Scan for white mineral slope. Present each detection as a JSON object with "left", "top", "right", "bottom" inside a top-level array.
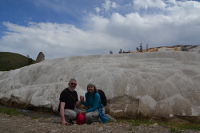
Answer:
[{"left": 0, "top": 51, "right": 200, "bottom": 119}]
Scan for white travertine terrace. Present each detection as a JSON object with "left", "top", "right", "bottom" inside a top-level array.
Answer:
[{"left": 0, "top": 51, "right": 200, "bottom": 119}]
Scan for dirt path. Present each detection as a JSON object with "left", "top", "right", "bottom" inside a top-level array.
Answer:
[{"left": 0, "top": 113, "right": 199, "bottom": 133}]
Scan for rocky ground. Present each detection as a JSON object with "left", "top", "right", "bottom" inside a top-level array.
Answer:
[{"left": 0, "top": 113, "right": 199, "bottom": 133}]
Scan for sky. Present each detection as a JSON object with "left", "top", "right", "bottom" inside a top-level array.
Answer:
[{"left": 0, "top": 0, "right": 200, "bottom": 59}]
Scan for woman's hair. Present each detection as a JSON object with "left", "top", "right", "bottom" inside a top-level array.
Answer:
[{"left": 87, "top": 84, "right": 97, "bottom": 94}]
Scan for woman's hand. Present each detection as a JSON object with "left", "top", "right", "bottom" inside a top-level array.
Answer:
[
  {"left": 80, "top": 95, "right": 84, "bottom": 102},
  {"left": 80, "top": 111, "right": 86, "bottom": 115}
]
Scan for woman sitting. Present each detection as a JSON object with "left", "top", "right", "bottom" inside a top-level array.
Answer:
[{"left": 80, "top": 84, "right": 105, "bottom": 124}]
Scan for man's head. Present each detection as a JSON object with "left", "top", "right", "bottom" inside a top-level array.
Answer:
[{"left": 68, "top": 79, "right": 77, "bottom": 91}]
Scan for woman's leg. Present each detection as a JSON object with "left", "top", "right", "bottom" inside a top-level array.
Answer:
[{"left": 85, "top": 110, "right": 99, "bottom": 124}]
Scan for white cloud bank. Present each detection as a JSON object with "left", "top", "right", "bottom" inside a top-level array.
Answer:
[{"left": 0, "top": 0, "right": 200, "bottom": 59}]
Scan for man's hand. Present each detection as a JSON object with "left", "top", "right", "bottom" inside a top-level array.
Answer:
[{"left": 62, "top": 120, "right": 68, "bottom": 125}]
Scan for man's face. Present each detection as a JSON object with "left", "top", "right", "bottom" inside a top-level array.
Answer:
[{"left": 68, "top": 80, "right": 77, "bottom": 90}]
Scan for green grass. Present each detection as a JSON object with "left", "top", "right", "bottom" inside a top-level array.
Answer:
[
  {"left": 117, "top": 118, "right": 154, "bottom": 126},
  {"left": 0, "top": 52, "right": 35, "bottom": 71},
  {"left": 168, "top": 123, "right": 200, "bottom": 132},
  {"left": 159, "top": 121, "right": 200, "bottom": 132},
  {"left": 131, "top": 119, "right": 154, "bottom": 126},
  {"left": 31, "top": 116, "right": 40, "bottom": 119},
  {"left": 116, "top": 118, "right": 200, "bottom": 132},
  {"left": 0, "top": 106, "right": 21, "bottom": 116},
  {"left": 170, "top": 127, "right": 183, "bottom": 133}
]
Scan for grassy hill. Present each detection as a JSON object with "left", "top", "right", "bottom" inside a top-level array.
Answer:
[{"left": 0, "top": 52, "right": 36, "bottom": 71}]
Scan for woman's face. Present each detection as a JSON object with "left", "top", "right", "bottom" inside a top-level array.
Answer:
[{"left": 87, "top": 86, "right": 95, "bottom": 93}]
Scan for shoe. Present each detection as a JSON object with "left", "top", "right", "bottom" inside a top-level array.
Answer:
[
  {"left": 66, "top": 119, "right": 74, "bottom": 124},
  {"left": 71, "top": 121, "right": 74, "bottom": 124}
]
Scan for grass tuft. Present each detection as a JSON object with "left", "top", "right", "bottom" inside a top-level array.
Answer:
[
  {"left": 31, "top": 116, "right": 40, "bottom": 119},
  {"left": 0, "top": 106, "right": 21, "bottom": 116}
]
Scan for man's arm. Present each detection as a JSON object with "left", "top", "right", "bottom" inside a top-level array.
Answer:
[
  {"left": 76, "top": 101, "right": 82, "bottom": 108},
  {"left": 60, "top": 102, "right": 68, "bottom": 125}
]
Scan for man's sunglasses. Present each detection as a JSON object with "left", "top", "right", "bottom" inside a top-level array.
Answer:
[{"left": 70, "top": 83, "right": 77, "bottom": 86}]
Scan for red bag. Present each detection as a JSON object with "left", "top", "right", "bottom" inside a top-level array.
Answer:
[{"left": 76, "top": 113, "right": 86, "bottom": 125}]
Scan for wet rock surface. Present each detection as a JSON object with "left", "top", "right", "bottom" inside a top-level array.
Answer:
[{"left": 0, "top": 113, "right": 199, "bottom": 133}]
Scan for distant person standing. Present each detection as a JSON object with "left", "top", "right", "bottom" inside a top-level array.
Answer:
[{"left": 58, "top": 79, "right": 83, "bottom": 125}]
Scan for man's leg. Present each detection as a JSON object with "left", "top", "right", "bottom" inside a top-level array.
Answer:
[{"left": 64, "top": 109, "right": 77, "bottom": 122}]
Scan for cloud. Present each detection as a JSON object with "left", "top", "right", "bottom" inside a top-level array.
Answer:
[
  {"left": 0, "top": 0, "right": 200, "bottom": 59},
  {"left": 88, "top": 0, "right": 200, "bottom": 44},
  {"left": 133, "top": 0, "right": 167, "bottom": 10},
  {"left": 102, "top": 0, "right": 118, "bottom": 11},
  {"left": 1, "top": 21, "right": 124, "bottom": 59},
  {"left": 94, "top": 7, "right": 101, "bottom": 13}
]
